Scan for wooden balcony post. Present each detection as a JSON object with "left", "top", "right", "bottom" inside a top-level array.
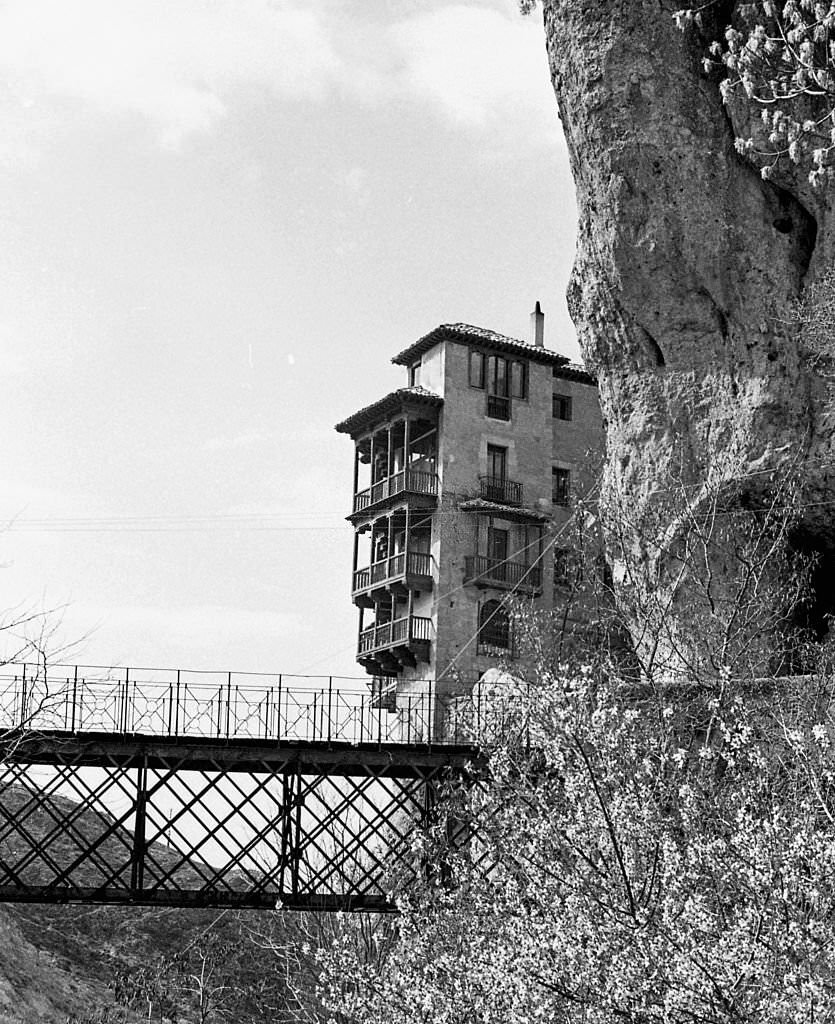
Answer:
[
  {"left": 403, "top": 415, "right": 411, "bottom": 486},
  {"left": 352, "top": 445, "right": 360, "bottom": 497},
  {"left": 369, "top": 431, "right": 377, "bottom": 484},
  {"left": 352, "top": 529, "right": 359, "bottom": 579}
]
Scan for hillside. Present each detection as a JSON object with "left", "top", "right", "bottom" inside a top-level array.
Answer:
[{"left": 0, "top": 784, "right": 314, "bottom": 1023}]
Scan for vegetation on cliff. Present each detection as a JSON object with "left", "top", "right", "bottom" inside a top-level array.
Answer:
[{"left": 316, "top": 483, "right": 835, "bottom": 1023}]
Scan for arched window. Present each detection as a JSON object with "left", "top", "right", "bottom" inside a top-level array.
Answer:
[{"left": 478, "top": 600, "right": 510, "bottom": 655}]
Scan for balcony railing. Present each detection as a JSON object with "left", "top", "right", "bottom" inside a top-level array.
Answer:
[
  {"left": 479, "top": 475, "right": 523, "bottom": 505},
  {"left": 486, "top": 395, "right": 510, "bottom": 420},
  {"left": 353, "top": 551, "right": 433, "bottom": 594},
  {"left": 464, "top": 555, "right": 542, "bottom": 593},
  {"left": 352, "top": 469, "right": 439, "bottom": 515},
  {"left": 358, "top": 615, "right": 432, "bottom": 657}
]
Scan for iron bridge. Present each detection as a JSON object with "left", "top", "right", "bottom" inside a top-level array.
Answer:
[{"left": 0, "top": 664, "right": 503, "bottom": 912}]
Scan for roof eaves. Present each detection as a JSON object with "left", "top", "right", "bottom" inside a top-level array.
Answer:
[
  {"left": 335, "top": 386, "right": 443, "bottom": 436},
  {"left": 458, "top": 498, "right": 552, "bottom": 523},
  {"left": 392, "top": 323, "right": 573, "bottom": 368}
]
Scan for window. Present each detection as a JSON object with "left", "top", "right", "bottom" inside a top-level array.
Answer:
[
  {"left": 510, "top": 360, "right": 528, "bottom": 400},
  {"left": 469, "top": 348, "right": 527, "bottom": 419},
  {"left": 486, "top": 394, "right": 511, "bottom": 420},
  {"left": 487, "top": 527, "right": 509, "bottom": 572},
  {"left": 552, "top": 467, "right": 570, "bottom": 506},
  {"left": 487, "top": 355, "right": 509, "bottom": 398},
  {"left": 409, "top": 362, "right": 421, "bottom": 387},
  {"left": 469, "top": 350, "right": 485, "bottom": 389},
  {"left": 486, "top": 444, "right": 507, "bottom": 482},
  {"left": 478, "top": 599, "right": 510, "bottom": 653},
  {"left": 554, "top": 548, "right": 570, "bottom": 587},
  {"left": 553, "top": 393, "right": 572, "bottom": 421}
]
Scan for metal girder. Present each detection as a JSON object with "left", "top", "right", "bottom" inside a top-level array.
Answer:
[{"left": 0, "top": 732, "right": 480, "bottom": 912}]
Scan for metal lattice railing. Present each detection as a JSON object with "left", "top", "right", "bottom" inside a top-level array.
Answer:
[{"left": 0, "top": 663, "right": 529, "bottom": 748}]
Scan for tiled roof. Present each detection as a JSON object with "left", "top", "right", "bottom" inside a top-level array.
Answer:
[
  {"left": 392, "top": 323, "right": 586, "bottom": 372},
  {"left": 458, "top": 498, "right": 551, "bottom": 523},
  {"left": 335, "top": 386, "right": 443, "bottom": 436},
  {"left": 555, "top": 361, "right": 598, "bottom": 385}
]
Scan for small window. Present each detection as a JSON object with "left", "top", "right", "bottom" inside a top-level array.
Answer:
[
  {"left": 554, "top": 548, "right": 570, "bottom": 587},
  {"left": 486, "top": 395, "right": 510, "bottom": 420},
  {"left": 469, "top": 350, "right": 485, "bottom": 389},
  {"left": 487, "top": 355, "right": 509, "bottom": 398},
  {"left": 478, "top": 599, "right": 510, "bottom": 654},
  {"left": 409, "top": 362, "right": 421, "bottom": 387},
  {"left": 486, "top": 444, "right": 507, "bottom": 482},
  {"left": 510, "top": 360, "right": 528, "bottom": 400},
  {"left": 553, "top": 393, "right": 572, "bottom": 421},
  {"left": 487, "top": 527, "right": 509, "bottom": 566},
  {"left": 552, "top": 467, "right": 570, "bottom": 506}
]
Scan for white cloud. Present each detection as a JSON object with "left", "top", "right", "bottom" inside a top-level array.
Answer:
[
  {"left": 387, "top": 5, "right": 556, "bottom": 134},
  {"left": 0, "top": 0, "right": 340, "bottom": 146},
  {"left": 0, "top": 0, "right": 559, "bottom": 152}
]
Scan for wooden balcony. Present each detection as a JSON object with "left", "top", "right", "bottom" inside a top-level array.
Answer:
[
  {"left": 351, "top": 469, "right": 438, "bottom": 519},
  {"left": 478, "top": 475, "right": 523, "bottom": 506},
  {"left": 353, "top": 551, "right": 433, "bottom": 605},
  {"left": 357, "top": 615, "right": 432, "bottom": 673},
  {"left": 463, "top": 555, "right": 542, "bottom": 595}
]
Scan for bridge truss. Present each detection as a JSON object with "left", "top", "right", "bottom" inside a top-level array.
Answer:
[{"left": 0, "top": 665, "right": 490, "bottom": 912}]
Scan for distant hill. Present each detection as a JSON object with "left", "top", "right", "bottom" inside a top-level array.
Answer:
[{"left": 0, "top": 784, "right": 316, "bottom": 1023}]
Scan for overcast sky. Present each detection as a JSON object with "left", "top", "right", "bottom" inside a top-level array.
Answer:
[{"left": 0, "top": 0, "right": 579, "bottom": 683}]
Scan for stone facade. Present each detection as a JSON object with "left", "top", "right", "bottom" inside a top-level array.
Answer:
[{"left": 335, "top": 312, "right": 602, "bottom": 732}]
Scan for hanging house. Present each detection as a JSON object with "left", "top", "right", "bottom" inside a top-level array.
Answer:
[{"left": 335, "top": 305, "right": 602, "bottom": 722}]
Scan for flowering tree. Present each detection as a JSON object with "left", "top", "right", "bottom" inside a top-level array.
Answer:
[
  {"left": 319, "top": 665, "right": 835, "bottom": 1023},
  {"left": 315, "top": 478, "right": 835, "bottom": 1022},
  {"left": 675, "top": 0, "right": 835, "bottom": 184}
]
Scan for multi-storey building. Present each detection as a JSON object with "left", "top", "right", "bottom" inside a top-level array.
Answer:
[{"left": 335, "top": 305, "right": 602, "bottom": 718}]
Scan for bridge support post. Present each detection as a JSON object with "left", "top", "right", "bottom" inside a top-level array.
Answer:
[
  {"left": 278, "top": 768, "right": 302, "bottom": 900},
  {"left": 130, "top": 757, "right": 148, "bottom": 896}
]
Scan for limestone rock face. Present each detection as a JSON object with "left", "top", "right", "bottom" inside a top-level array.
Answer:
[{"left": 541, "top": 0, "right": 835, "bottom": 674}]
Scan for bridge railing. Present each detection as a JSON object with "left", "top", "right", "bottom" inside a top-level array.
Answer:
[{"left": 0, "top": 664, "right": 531, "bottom": 748}]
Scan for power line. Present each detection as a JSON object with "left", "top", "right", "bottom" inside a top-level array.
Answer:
[
  {"left": 291, "top": 518, "right": 574, "bottom": 675},
  {"left": 0, "top": 507, "right": 554, "bottom": 534}
]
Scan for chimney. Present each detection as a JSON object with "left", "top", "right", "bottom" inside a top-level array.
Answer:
[{"left": 530, "top": 300, "right": 544, "bottom": 347}]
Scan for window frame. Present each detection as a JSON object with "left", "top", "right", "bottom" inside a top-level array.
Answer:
[
  {"left": 477, "top": 599, "right": 511, "bottom": 655},
  {"left": 469, "top": 350, "right": 485, "bottom": 389},
  {"left": 487, "top": 526, "right": 509, "bottom": 566},
  {"left": 552, "top": 393, "right": 573, "bottom": 421},
  {"left": 486, "top": 443, "right": 508, "bottom": 482},
  {"left": 510, "top": 360, "right": 528, "bottom": 401},
  {"left": 552, "top": 467, "right": 571, "bottom": 506}
]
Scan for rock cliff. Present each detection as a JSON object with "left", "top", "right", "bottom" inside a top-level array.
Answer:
[{"left": 541, "top": 0, "right": 835, "bottom": 674}]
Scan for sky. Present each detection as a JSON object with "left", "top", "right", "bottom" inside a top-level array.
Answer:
[{"left": 0, "top": 0, "right": 580, "bottom": 684}]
